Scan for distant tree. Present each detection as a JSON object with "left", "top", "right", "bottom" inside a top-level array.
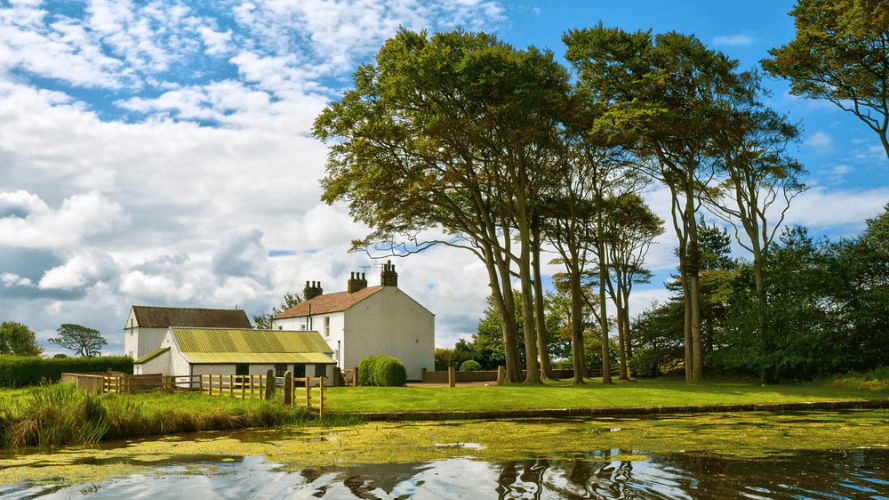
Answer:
[
  {"left": 0, "top": 322, "right": 44, "bottom": 357},
  {"left": 434, "top": 348, "right": 453, "bottom": 371},
  {"left": 48, "top": 324, "right": 106, "bottom": 357},
  {"left": 762, "top": 0, "right": 889, "bottom": 159},
  {"left": 253, "top": 292, "right": 303, "bottom": 329}
]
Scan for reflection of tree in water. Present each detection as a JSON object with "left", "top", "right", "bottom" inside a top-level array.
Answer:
[
  {"left": 292, "top": 449, "right": 889, "bottom": 499},
  {"left": 494, "top": 450, "right": 689, "bottom": 499},
  {"left": 299, "top": 463, "right": 433, "bottom": 499}
]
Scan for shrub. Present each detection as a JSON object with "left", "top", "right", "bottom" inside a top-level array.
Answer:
[
  {"left": 373, "top": 356, "right": 407, "bottom": 387},
  {"left": 358, "top": 356, "right": 382, "bottom": 386},
  {"left": 459, "top": 360, "right": 482, "bottom": 372}
]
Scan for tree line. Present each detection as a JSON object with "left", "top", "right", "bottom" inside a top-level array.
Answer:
[
  {"left": 314, "top": 2, "right": 889, "bottom": 384},
  {"left": 0, "top": 322, "right": 107, "bottom": 358}
]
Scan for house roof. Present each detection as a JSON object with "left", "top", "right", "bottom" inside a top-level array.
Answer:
[
  {"left": 135, "top": 347, "right": 170, "bottom": 364},
  {"left": 170, "top": 327, "right": 335, "bottom": 365},
  {"left": 129, "top": 306, "right": 251, "bottom": 329},
  {"left": 274, "top": 285, "right": 384, "bottom": 319}
]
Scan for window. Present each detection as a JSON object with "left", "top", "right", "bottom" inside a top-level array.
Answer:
[
  {"left": 293, "top": 364, "right": 306, "bottom": 378},
  {"left": 324, "top": 317, "right": 330, "bottom": 337},
  {"left": 275, "top": 364, "right": 288, "bottom": 377},
  {"left": 236, "top": 364, "right": 249, "bottom": 376},
  {"left": 315, "top": 364, "right": 326, "bottom": 377}
]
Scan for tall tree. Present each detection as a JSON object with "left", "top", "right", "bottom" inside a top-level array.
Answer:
[
  {"left": 314, "top": 29, "right": 571, "bottom": 383},
  {"left": 762, "top": 0, "right": 889, "bottom": 159},
  {"left": 0, "top": 321, "right": 44, "bottom": 357},
  {"left": 542, "top": 97, "right": 631, "bottom": 384},
  {"left": 48, "top": 324, "right": 106, "bottom": 357},
  {"left": 705, "top": 83, "right": 807, "bottom": 368},
  {"left": 565, "top": 25, "right": 747, "bottom": 381},
  {"left": 601, "top": 195, "right": 663, "bottom": 379}
]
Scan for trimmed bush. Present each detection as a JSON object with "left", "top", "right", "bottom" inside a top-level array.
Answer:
[
  {"left": 459, "top": 360, "right": 482, "bottom": 372},
  {"left": 358, "top": 356, "right": 382, "bottom": 386},
  {"left": 374, "top": 356, "right": 407, "bottom": 387},
  {"left": 0, "top": 355, "right": 134, "bottom": 388}
]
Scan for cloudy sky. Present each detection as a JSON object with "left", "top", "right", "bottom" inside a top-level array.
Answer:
[{"left": 2, "top": 0, "right": 887, "bottom": 356}]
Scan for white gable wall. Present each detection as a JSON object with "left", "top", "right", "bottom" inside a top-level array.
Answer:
[
  {"left": 344, "top": 287, "right": 434, "bottom": 381},
  {"left": 124, "top": 308, "right": 169, "bottom": 360}
]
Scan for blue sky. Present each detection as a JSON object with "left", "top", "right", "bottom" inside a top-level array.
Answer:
[{"left": 1, "top": 0, "right": 887, "bottom": 355}]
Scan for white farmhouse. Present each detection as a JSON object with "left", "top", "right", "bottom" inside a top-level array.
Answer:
[
  {"left": 271, "top": 262, "right": 435, "bottom": 381},
  {"left": 124, "top": 306, "right": 252, "bottom": 360}
]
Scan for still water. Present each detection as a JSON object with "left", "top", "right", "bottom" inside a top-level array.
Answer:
[
  {"left": 0, "top": 414, "right": 887, "bottom": 499},
  {"left": 2, "top": 449, "right": 887, "bottom": 499}
]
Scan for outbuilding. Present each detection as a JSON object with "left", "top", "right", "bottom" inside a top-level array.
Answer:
[{"left": 134, "top": 327, "right": 337, "bottom": 386}]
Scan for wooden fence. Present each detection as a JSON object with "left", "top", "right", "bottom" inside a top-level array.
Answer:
[{"left": 67, "top": 371, "right": 326, "bottom": 416}]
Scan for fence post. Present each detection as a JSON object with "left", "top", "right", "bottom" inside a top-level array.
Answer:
[
  {"left": 306, "top": 378, "right": 312, "bottom": 408},
  {"left": 448, "top": 365, "right": 456, "bottom": 388},
  {"left": 265, "top": 369, "right": 274, "bottom": 400},
  {"left": 497, "top": 366, "right": 505, "bottom": 386},
  {"left": 283, "top": 371, "right": 293, "bottom": 405},
  {"left": 319, "top": 377, "right": 325, "bottom": 420}
]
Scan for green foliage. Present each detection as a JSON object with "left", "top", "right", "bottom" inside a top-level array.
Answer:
[
  {"left": 358, "top": 356, "right": 381, "bottom": 387},
  {"left": 373, "top": 356, "right": 407, "bottom": 387},
  {"left": 48, "top": 324, "right": 107, "bottom": 357},
  {"left": 762, "top": 0, "right": 889, "bottom": 159},
  {"left": 459, "top": 360, "right": 482, "bottom": 372},
  {"left": 0, "top": 355, "right": 133, "bottom": 387},
  {"left": 434, "top": 348, "right": 453, "bottom": 371},
  {"left": 0, "top": 322, "right": 43, "bottom": 357}
]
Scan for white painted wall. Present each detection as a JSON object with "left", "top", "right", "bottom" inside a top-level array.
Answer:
[{"left": 343, "top": 287, "right": 434, "bottom": 381}]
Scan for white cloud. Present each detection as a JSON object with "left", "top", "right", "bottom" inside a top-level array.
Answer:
[
  {"left": 1, "top": 272, "right": 32, "bottom": 286},
  {"left": 0, "top": 191, "right": 130, "bottom": 248},
  {"left": 783, "top": 186, "right": 889, "bottom": 233},
  {"left": 805, "top": 131, "right": 834, "bottom": 155},
  {"left": 38, "top": 247, "right": 118, "bottom": 290},
  {"left": 713, "top": 33, "right": 755, "bottom": 47}
]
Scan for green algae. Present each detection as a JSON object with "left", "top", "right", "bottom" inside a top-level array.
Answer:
[{"left": 0, "top": 409, "right": 886, "bottom": 488}]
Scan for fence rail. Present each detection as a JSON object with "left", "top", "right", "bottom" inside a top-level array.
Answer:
[{"left": 65, "top": 371, "right": 326, "bottom": 417}]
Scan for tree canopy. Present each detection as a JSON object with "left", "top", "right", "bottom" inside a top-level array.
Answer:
[
  {"left": 48, "top": 324, "right": 106, "bottom": 358},
  {"left": 762, "top": 0, "right": 889, "bottom": 159},
  {"left": 0, "top": 322, "right": 44, "bottom": 357}
]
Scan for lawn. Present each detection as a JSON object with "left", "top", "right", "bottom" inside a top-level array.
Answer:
[{"left": 322, "top": 377, "right": 889, "bottom": 413}]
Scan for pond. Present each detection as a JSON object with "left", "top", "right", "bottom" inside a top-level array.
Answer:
[{"left": 1, "top": 411, "right": 887, "bottom": 499}]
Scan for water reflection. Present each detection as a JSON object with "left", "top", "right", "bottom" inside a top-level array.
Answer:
[{"left": 2, "top": 448, "right": 886, "bottom": 499}]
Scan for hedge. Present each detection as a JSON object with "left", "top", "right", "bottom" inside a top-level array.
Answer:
[
  {"left": 374, "top": 356, "right": 407, "bottom": 387},
  {"left": 358, "top": 355, "right": 407, "bottom": 387},
  {"left": 459, "top": 360, "right": 482, "bottom": 372},
  {"left": 358, "top": 356, "right": 382, "bottom": 387},
  {"left": 0, "top": 355, "right": 134, "bottom": 387}
]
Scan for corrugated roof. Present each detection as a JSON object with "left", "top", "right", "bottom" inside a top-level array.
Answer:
[
  {"left": 171, "top": 328, "right": 333, "bottom": 355},
  {"left": 134, "top": 347, "right": 170, "bottom": 364},
  {"left": 185, "top": 352, "right": 335, "bottom": 364},
  {"left": 130, "top": 306, "right": 251, "bottom": 329},
  {"left": 274, "top": 285, "right": 383, "bottom": 319}
]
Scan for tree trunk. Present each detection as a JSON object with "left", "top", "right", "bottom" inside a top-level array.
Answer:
[{"left": 532, "top": 221, "right": 556, "bottom": 379}]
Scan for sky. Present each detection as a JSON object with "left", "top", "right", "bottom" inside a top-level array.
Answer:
[{"left": 1, "top": 0, "right": 887, "bottom": 357}]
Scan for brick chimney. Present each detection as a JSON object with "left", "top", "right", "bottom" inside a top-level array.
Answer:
[
  {"left": 348, "top": 272, "right": 367, "bottom": 293},
  {"left": 380, "top": 260, "right": 398, "bottom": 287},
  {"left": 303, "top": 281, "right": 323, "bottom": 301}
]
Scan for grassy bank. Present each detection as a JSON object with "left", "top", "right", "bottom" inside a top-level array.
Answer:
[
  {"left": 0, "top": 376, "right": 885, "bottom": 450},
  {"left": 323, "top": 376, "right": 889, "bottom": 413},
  {"left": 0, "top": 383, "right": 361, "bottom": 450}
]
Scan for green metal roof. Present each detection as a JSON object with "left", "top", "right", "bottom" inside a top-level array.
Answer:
[
  {"left": 135, "top": 347, "right": 170, "bottom": 364},
  {"left": 169, "top": 328, "right": 334, "bottom": 365},
  {"left": 185, "top": 352, "right": 336, "bottom": 364}
]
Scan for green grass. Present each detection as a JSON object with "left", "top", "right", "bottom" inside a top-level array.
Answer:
[{"left": 322, "top": 377, "right": 889, "bottom": 413}]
